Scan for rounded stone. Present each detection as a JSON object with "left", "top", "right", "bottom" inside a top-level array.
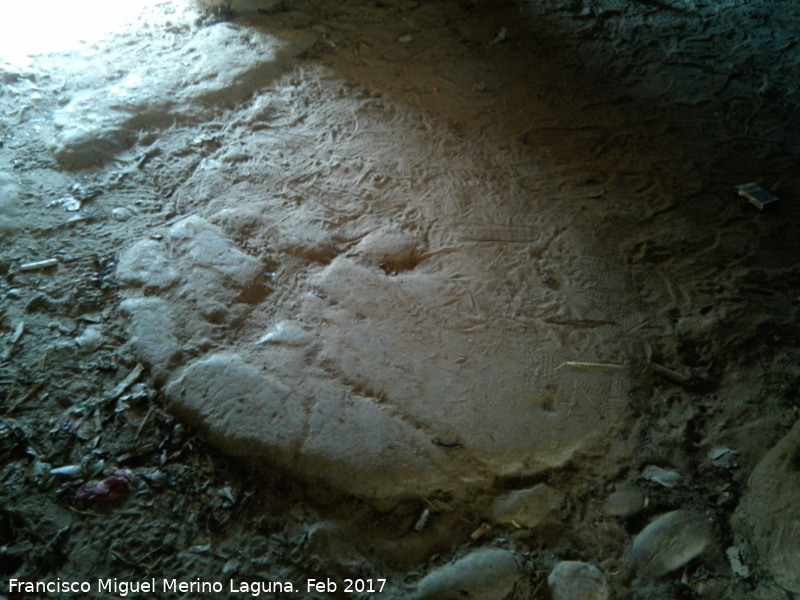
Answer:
[
  {"left": 632, "top": 510, "right": 712, "bottom": 579},
  {"left": 414, "top": 548, "right": 521, "bottom": 600},
  {"left": 547, "top": 561, "right": 609, "bottom": 600},
  {"left": 603, "top": 486, "right": 646, "bottom": 519}
]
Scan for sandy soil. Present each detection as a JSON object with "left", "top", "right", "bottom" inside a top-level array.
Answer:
[{"left": 1, "top": 0, "right": 799, "bottom": 598}]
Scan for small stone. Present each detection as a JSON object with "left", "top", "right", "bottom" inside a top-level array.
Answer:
[
  {"left": 603, "top": 486, "right": 646, "bottom": 519},
  {"left": 255, "top": 320, "right": 312, "bottom": 345},
  {"left": 548, "top": 561, "right": 609, "bottom": 600},
  {"left": 708, "top": 447, "right": 739, "bottom": 469},
  {"left": 726, "top": 546, "right": 750, "bottom": 578},
  {"left": 398, "top": 34, "right": 414, "bottom": 44},
  {"left": 74, "top": 326, "right": 103, "bottom": 351},
  {"left": 415, "top": 548, "right": 521, "bottom": 600},
  {"left": 632, "top": 510, "right": 712, "bottom": 579},
  {"left": 492, "top": 484, "right": 566, "bottom": 528},
  {"left": 642, "top": 465, "right": 682, "bottom": 488}
]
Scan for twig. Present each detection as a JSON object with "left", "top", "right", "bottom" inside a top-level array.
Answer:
[
  {"left": 104, "top": 364, "right": 144, "bottom": 405},
  {"left": 556, "top": 361, "right": 627, "bottom": 370},
  {"left": 135, "top": 407, "right": 154, "bottom": 439}
]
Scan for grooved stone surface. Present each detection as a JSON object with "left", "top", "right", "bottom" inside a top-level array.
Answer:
[{"left": 111, "top": 49, "right": 656, "bottom": 499}]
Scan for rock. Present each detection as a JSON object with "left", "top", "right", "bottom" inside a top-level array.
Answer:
[
  {"left": 726, "top": 546, "right": 750, "bottom": 578},
  {"left": 116, "top": 239, "right": 179, "bottom": 291},
  {"left": 119, "top": 298, "right": 183, "bottom": 381},
  {"left": 166, "top": 216, "right": 264, "bottom": 290},
  {"left": 733, "top": 420, "right": 800, "bottom": 595},
  {"left": 74, "top": 326, "right": 103, "bottom": 351},
  {"left": 491, "top": 484, "right": 567, "bottom": 529},
  {"left": 641, "top": 465, "right": 682, "bottom": 488},
  {"left": 414, "top": 548, "right": 521, "bottom": 600},
  {"left": 0, "top": 171, "right": 21, "bottom": 238},
  {"left": 603, "top": 486, "right": 646, "bottom": 519},
  {"left": 548, "top": 561, "right": 609, "bottom": 600},
  {"left": 164, "top": 353, "right": 304, "bottom": 464},
  {"left": 708, "top": 446, "right": 739, "bottom": 469},
  {"left": 632, "top": 510, "right": 712, "bottom": 579},
  {"left": 255, "top": 320, "right": 313, "bottom": 346}
]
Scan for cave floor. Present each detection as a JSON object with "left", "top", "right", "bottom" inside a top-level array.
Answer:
[{"left": 1, "top": 0, "right": 799, "bottom": 598}]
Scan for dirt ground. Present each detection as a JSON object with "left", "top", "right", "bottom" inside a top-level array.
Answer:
[{"left": 1, "top": 0, "right": 800, "bottom": 598}]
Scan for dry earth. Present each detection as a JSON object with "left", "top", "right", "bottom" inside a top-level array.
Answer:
[{"left": 1, "top": 0, "right": 800, "bottom": 599}]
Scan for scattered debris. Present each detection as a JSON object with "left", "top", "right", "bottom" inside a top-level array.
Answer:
[
  {"left": 490, "top": 27, "right": 508, "bottom": 45},
  {"left": 556, "top": 361, "right": 627, "bottom": 370},
  {"left": 50, "top": 464, "right": 82, "bottom": 477},
  {"left": 19, "top": 258, "right": 58, "bottom": 271},
  {"left": 469, "top": 522, "right": 491, "bottom": 541},
  {"left": 413, "top": 508, "right": 431, "bottom": 532},
  {"left": 47, "top": 194, "right": 81, "bottom": 212},
  {"left": 255, "top": 321, "right": 312, "bottom": 345},
  {"left": 75, "top": 470, "right": 132, "bottom": 502},
  {"left": 648, "top": 362, "right": 692, "bottom": 386},
  {"left": 736, "top": 182, "right": 779, "bottom": 210},
  {"left": 1, "top": 321, "right": 24, "bottom": 360},
  {"left": 709, "top": 447, "right": 739, "bottom": 469},
  {"left": 103, "top": 364, "right": 144, "bottom": 405}
]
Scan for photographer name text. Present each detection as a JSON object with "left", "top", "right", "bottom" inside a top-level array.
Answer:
[{"left": 8, "top": 577, "right": 387, "bottom": 597}]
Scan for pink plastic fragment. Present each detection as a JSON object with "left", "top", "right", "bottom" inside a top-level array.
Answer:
[{"left": 75, "top": 470, "right": 132, "bottom": 502}]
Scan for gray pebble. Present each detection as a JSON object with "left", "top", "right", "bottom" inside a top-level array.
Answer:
[
  {"left": 633, "top": 510, "right": 712, "bottom": 579},
  {"left": 415, "top": 548, "right": 521, "bottom": 600},
  {"left": 548, "top": 561, "right": 609, "bottom": 600},
  {"left": 603, "top": 486, "right": 646, "bottom": 519}
]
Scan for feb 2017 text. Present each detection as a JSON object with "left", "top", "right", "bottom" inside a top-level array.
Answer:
[{"left": 7, "top": 577, "right": 388, "bottom": 596}]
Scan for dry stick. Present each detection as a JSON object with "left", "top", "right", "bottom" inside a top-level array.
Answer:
[
  {"left": 104, "top": 364, "right": 145, "bottom": 404},
  {"left": 19, "top": 258, "right": 58, "bottom": 271},
  {"left": 648, "top": 362, "right": 692, "bottom": 385},
  {"left": 556, "top": 361, "right": 627, "bottom": 370},
  {"left": 135, "top": 407, "right": 154, "bottom": 439}
]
